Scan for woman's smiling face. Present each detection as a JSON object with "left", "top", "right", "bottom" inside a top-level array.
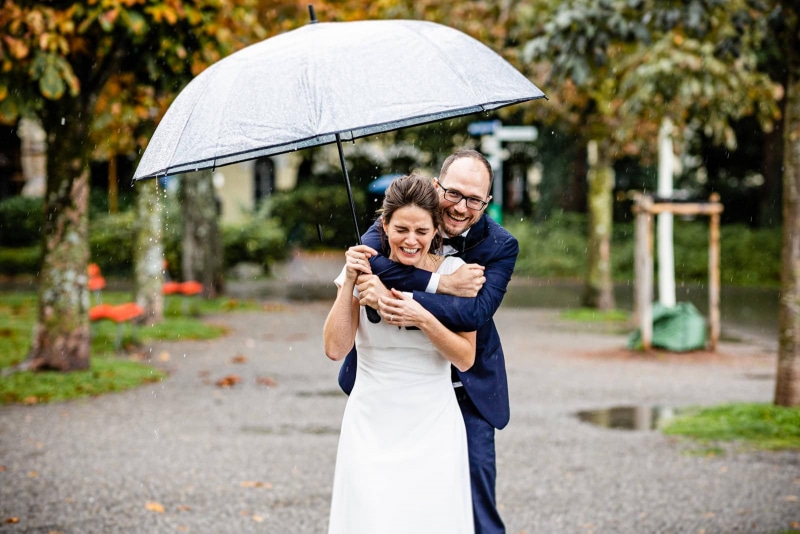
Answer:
[{"left": 382, "top": 205, "right": 438, "bottom": 267}]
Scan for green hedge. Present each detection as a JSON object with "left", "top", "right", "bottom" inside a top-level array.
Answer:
[
  {"left": 0, "top": 196, "right": 42, "bottom": 247},
  {"left": 89, "top": 211, "right": 137, "bottom": 276},
  {"left": 0, "top": 246, "right": 40, "bottom": 275},
  {"left": 0, "top": 197, "right": 781, "bottom": 288},
  {"left": 0, "top": 208, "right": 288, "bottom": 279},
  {"left": 221, "top": 217, "right": 288, "bottom": 270},
  {"left": 268, "top": 185, "right": 368, "bottom": 249},
  {"left": 507, "top": 214, "right": 781, "bottom": 287}
]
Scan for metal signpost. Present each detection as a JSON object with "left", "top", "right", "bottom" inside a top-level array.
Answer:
[{"left": 468, "top": 120, "right": 538, "bottom": 223}]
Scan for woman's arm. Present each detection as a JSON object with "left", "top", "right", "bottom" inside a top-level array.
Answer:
[
  {"left": 323, "top": 285, "right": 360, "bottom": 361},
  {"left": 378, "top": 289, "right": 476, "bottom": 372},
  {"left": 323, "top": 245, "right": 375, "bottom": 360}
]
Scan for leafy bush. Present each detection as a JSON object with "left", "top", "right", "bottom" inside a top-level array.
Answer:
[
  {"left": 89, "top": 211, "right": 137, "bottom": 276},
  {"left": 720, "top": 224, "right": 781, "bottom": 286},
  {"left": 222, "top": 217, "right": 288, "bottom": 270},
  {"left": 0, "top": 196, "right": 43, "bottom": 247},
  {"left": 269, "top": 185, "right": 369, "bottom": 249},
  {"left": 507, "top": 213, "right": 781, "bottom": 287},
  {"left": 0, "top": 246, "right": 40, "bottom": 275},
  {"left": 508, "top": 212, "right": 587, "bottom": 279}
]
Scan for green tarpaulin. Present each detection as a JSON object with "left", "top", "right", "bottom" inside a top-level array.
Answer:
[{"left": 628, "top": 301, "right": 707, "bottom": 352}]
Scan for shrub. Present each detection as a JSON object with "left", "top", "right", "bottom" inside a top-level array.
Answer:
[
  {"left": 0, "top": 196, "right": 43, "bottom": 247},
  {"left": 508, "top": 212, "right": 587, "bottom": 279},
  {"left": 89, "top": 211, "right": 136, "bottom": 276},
  {"left": 0, "top": 246, "right": 41, "bottom": 275},
  {"left": 222, "top": 217, "right": 288, "bottom": 270},
  {"left": 269, "top": 185, "right": 368, "bottom": 249},
  {"left": 507, "top": 213, "right": 781, "bottom": 287}
]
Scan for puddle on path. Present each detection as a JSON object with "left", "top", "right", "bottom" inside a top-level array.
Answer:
[{"left": 575, "top": 405, "right": 680, "bottom": 431}]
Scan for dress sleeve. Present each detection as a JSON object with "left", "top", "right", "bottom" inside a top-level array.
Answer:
[{"left": 334, "top": 266, "right": 359, "bottom": 298}]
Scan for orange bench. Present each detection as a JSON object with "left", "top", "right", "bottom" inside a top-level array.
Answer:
[
  {"left": 89, "top": 302, "right": 144, "bottom": 352},
  {"left": 87, "top": 263, "right": 106, "bottom": 303},
  {"left": 163, "top": 280, "right": 204, "bottom": 314}
]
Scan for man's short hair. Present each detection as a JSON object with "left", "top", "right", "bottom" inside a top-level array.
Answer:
[{"left": 439, "top": 149, "right": 493, "bottom": 195}]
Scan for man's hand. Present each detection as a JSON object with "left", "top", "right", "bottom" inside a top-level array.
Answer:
[
  {"left": 437, "top": 263, "right": 486, "bottom": 297},
  {"left": 357, "top": 274, "right": 390, "bottom": 308}
]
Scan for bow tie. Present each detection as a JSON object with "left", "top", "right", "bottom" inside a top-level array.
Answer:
[{"left": 442, "top": 235, "right": 466, "bottom": 253}]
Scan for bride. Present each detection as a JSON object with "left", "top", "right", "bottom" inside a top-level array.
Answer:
[{"left": 324, "top": 174, "right": 475, "bottom": 534}]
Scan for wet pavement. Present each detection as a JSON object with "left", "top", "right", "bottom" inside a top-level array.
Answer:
[{"left": 0, "top": 251, "right": 796, "bottom": 533}]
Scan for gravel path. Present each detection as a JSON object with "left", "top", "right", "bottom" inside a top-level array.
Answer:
[{"left": 1, "top": 301, "right": 796, "bottom": 533}]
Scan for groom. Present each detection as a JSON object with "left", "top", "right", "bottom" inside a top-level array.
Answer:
[{"left": 339, "top": 149, "right": 518, "bottom": 534}]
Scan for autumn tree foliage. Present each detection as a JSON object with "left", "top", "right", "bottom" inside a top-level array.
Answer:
[
  {"left": 0, "top": 0, "right": 264, "bottom": 370},
  {"left": 518, "top": 0, "right": 778, "bottom": 310}
]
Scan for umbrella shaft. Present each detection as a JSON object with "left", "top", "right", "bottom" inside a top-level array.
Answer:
[{"left": 336, "top": 134, "right": 362, "bottom": 246}]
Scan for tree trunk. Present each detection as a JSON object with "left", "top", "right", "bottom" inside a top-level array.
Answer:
[
  {"left": 774, "top": 36, "right": 800, "bottom": 407},
  {"left": 583, "top": 140, "right": 616, "bottom": 310},
  {"left": 180, "top": 170, "right": 223, "bottom": 297},
  {"left": 134, "top": 179, "right": 164, "bottom": 326},
  {"left": 27, "top": 109, "right": 91, "bottom": 371}
]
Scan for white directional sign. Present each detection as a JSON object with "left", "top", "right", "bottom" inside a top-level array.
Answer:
[{"left": 494, "top": 125, "right": 537, "bottom": 142}]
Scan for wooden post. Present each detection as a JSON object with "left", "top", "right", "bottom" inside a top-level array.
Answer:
[
  {"left": 708, "top": 193, "right": 721, "bottom": 350},
  {"left": 634, "top": 195, "right": 654, "bottom": 350},
  {"left": 631, "top": 194, "right": 723, "bottom": 352}
]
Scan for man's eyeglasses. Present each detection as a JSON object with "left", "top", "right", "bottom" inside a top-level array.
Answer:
[{"left": 437, "top": 182, "right": 489, "bottom": 211}]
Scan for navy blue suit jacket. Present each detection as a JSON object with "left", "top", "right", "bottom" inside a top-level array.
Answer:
[{"left": 337, "top": 214, "right": 518, "bottom": 430}]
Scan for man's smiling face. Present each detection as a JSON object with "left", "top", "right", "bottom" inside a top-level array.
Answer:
[{"left": 435, "top": 156, "right": 492, "bottom": 237}]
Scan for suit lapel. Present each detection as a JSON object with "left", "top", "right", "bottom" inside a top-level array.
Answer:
[{"left": 460, "top": 215, "right": 489, "bottom": 258}]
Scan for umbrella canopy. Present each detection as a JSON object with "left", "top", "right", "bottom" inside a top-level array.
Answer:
[{"left": 133, "top": 18, "right": 545, "bottom": 181}]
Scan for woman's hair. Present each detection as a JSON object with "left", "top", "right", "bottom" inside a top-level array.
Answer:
[{"left": 378, "top": 173, "right": 443, "bottom": 253}]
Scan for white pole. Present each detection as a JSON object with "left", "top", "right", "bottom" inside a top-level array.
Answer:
[{"left": 657, "top": 118, "right": 676, "bottom": 307}]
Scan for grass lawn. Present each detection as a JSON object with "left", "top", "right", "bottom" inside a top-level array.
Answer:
[
  {"left": 0, "top": 291, "right": 260, "bottom": 405},
  {"left": 662, "top": 403, "right": 800, "bottom": 452}
]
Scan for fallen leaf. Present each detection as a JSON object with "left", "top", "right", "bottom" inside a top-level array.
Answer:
[
  {"left": 4, "top": 517, "right": 19, "bottom": 524},
  {"left": 23, "top": 396, "right": 38, "bottom": 405},
  {"left": 791, "top": 522, "right": 800, "bottom": 529},
  {"left": 257, "top": 376, "right": 277, "bottom": 387},
  {"left": 158, "top": 351, "right": 170, "bottom": 362},
  {"left": 215, "top": 375, "right": 241, "bottom": 388},
  {"left": 252, "top": 515, "right": 264, "bottom": 522},
  {"left": 231, "top": 354, "right": 248, "bottom": 364},
  {"left": 145, "top": 501, "right": 165, "bottom": 513},
  {"left": 0, "top": 465, "right": 6, "bottom": 472},
  {"left": 28, "top": 471, "right": 38, "bottom": 478},
  {"left": 176, "top": 505, "right": 192, "bottom": 512},
  {"left": 784, "top": 495, "right": 798, "bottom": 502},
  {"left": 241, "top": 481, "right": 273, "bottom": 489},
  {"left": 177, "top": 526, "right": 189, "bottom": 532}
]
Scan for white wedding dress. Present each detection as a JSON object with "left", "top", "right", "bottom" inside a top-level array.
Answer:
[{"left": 328, "top": 256, "right": 474, "bottom": 534}]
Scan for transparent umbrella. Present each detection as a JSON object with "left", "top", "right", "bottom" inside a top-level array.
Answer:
[{"left": 133, "top": 8, "right": 546, "bottom": 243}]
